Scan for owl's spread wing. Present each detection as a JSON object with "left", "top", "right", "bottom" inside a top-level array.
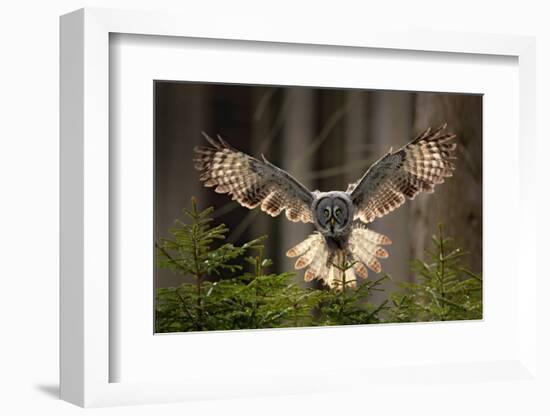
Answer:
[
  {"left": 347, "top": 124, "right": 457, "bottom": 224},
  {"left": 194, "top": 133, "right": 315, "bottom": 223}
]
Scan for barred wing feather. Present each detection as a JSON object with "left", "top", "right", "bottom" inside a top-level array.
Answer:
[
  {"left": 348, "top": 124, "right": 456, "bottom": 224},
  {"left": 194, "top": 133, "right": 315, "bottom": 223}
]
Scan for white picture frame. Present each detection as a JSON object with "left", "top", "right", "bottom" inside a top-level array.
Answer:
[{"left": 60, "top": 7, "right": 538, "bottom": 408}]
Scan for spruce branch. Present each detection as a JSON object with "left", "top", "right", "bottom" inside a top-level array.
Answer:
[
  {"left": 156, "top": 201, "right": 481, "bottom": 333},
  {"left": 387, "top": 223, "right": 482, "bottom": 323}
]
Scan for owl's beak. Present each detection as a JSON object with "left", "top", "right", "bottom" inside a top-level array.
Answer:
[{"left": 329, "top": 216, "right": 336, "bottom": 232}]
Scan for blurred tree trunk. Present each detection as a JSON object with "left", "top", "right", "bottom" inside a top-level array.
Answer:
[
  {"left": 155, "top": 82, "right": 204, "bottom": 287},
  {"left": 410, "top": 93, "right": 482, "bottom": 274},
  {"left": 345, "top": 90, "right": 369, "bottom": 185},
  {"left": 279, "top": 88, "right": 315, "bottom": 278},
  {"left": 369, "top": 91, "right": 414, "bottom": 301}
]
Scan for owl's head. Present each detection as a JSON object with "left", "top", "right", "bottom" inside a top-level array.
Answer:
[{"left": 312, "top": 192, "right": 354, "bottom": 238}]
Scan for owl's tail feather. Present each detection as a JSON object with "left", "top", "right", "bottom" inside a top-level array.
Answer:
[
  {"left": 286, "top": 232, "right": 330, "bottom": 283},
  {"left": 286, "top": 227, "right": 391, "bottom": 289},
  {"left": 348, "top": 226, "right": 392, "bottom": 282}
]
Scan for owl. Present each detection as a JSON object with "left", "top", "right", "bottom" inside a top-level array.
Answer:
[{"left": 193, "top": 124, "right": 456, "bottom": 288}]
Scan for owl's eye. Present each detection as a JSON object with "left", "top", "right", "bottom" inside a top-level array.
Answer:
[
  {"left": 334, "top": 207, "right": 341, "bottom": 217},
  {"left": 324, "top": 208, "right": 330, "bottom": 218}
]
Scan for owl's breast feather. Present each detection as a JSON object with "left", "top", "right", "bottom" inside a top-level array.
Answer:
[{"left": 324, "top": 234, "right": 349, "bottom": 251}]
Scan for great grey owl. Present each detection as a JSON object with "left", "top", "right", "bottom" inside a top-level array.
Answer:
[{"left": 193, "top": 124, "right": 456, "bottom": 288}]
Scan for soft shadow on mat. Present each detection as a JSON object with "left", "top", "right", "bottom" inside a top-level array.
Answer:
[{"left": 35, "top": 384, "right": 59, "bottom": 399}]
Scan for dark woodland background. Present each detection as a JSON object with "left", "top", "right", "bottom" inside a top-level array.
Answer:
[{"left": 154, "top": 81, "right": 482, "bottom": 303}]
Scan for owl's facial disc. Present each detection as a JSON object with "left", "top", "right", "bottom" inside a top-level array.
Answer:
[{"left": 314, "top": 194, "right": 352, "bottom": 237}]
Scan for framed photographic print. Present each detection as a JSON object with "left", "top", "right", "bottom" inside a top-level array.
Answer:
[
  {"left": 60, "top": 7, "right": 538, "bottom": 408},
  {"left": 153, "top": 80, "right": 482, "bottom": 335}
]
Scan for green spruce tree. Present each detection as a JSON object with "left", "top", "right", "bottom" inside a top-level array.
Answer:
[
  {"left": 155, "top": 197, "right": 264, "bottom": 332},
  {"left": 156, "top": 199, "right": 482, "bottom": 332},
  {"left": 388, "top": 224, "right": 482, "bottom": 322}
]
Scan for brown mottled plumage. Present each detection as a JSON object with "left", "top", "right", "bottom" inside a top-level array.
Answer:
[
  {"left": 194, "top": 133, "right": 314, "bottom": 223},
  {"left": 194, "top": 124, "right": 457, "bottom": 289},
  {"left": 286, "top": 226, "right": 392, "bottom": 288},
  {"left": 347, "top": 124, "right": 456, "bottom": 224}
]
